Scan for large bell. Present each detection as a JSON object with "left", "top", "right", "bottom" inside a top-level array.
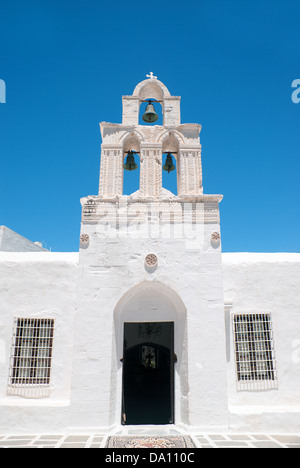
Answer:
[
  {"left": 124, "top": 151, "right": 138, "bottom": 171},
  {"left": 162, "top": 153, "right": 176, "bottom": 173},
  {"left": 142, "top": 101, "right": 158, "bottom": 123}
]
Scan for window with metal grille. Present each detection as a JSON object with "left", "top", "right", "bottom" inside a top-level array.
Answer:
[
  {"left": 233, "top": 314, "right": 277, "bottom": 389},
  {"left": 8, "top": 318, "right": 54, "bottom": 388}
]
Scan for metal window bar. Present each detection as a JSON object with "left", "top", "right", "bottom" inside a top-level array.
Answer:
[
  {"left": 233, "top": 314, "right": 277, "bottom": 383},
  {"left": 9, "top": 318, "right": 54, "bottom": 387}
]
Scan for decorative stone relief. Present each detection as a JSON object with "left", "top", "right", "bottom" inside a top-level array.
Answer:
[
  {"left": 211, "top": 231, "right": 221, "bottom": 247},
  {"left": 145, "top": 254, "right": 158, "bottom": 272},
  {"left": 145, "top": 253, "right": 158, "bottom": 266},
  {"left": 80, "top": 233, "right": 90, "bottom": 247}
]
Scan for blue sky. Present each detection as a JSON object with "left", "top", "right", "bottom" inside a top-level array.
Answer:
[{"left": 0, "top": 0, "right": 299, "bottom": 252}]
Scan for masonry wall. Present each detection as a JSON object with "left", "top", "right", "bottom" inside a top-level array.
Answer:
[
  {"left": 72, "top": 198, "right": 228, "bottom": 431},
  {"left": 222, "top": 253, "right": 300, "bottom": 432},
  {"left": 0, "top": 226, "right": 47, "bottom": 252},
  {"left": 0, "top": 250, "right": 300, "bottom": 433},
  {"left": 0, "top": 252, "right": 78, "bottom": 433}
]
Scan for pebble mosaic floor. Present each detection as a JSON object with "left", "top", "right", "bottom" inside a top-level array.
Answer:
[{"left": 0, "top": 433, "right": 300, "bottom": 448}]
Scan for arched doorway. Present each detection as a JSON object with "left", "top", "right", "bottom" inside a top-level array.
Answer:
[{"left": 112, "top": 281, "right": 188, "bottom": 427}]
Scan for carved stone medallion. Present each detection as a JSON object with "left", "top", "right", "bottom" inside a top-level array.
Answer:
[
  {"left": 211, "top": 231, "right": 220, "bottom": 246},
  {"left": 80, "top": 233, "right": 90, "bottom": 246},
  {"left": 145, "top": 253, "right": 158, "bottom": 267}
]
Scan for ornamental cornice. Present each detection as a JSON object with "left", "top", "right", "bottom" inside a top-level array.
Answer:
[
  {"left": 99, "top": 121, "right": 202, "bottom": 148},
  {"left": 80, "top": 194, "right": 222, "bottom": 224},
  {"left": 81, "top": 193, "right": 222, "bottom": 204}
]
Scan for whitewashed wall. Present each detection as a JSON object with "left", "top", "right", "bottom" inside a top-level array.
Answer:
[
  {"left": 0, "top": 252, "right": 78, "bottom": 433},
  {"left": 1, "top": 250, "right": 300, "bottom": 433},
  {"left": 72, "top": 210, "right": 228, "bottom": 431},
  {"left": 222, "top": 253, "right": 300, "bottom": 432}
]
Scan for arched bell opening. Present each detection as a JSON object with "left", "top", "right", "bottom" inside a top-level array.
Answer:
[
  {"left": 161, "top": 133, "right": 180, "bottom": 196},
  {"left": 139, "top": 99, "right": 163, "bottom": 126},
  {"left": 122, "top": 134, "right": 141, "bottom": 195}
]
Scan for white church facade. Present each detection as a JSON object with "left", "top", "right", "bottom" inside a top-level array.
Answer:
[{"left": 0, "top": 76, "right": 300, "bottom": 435}]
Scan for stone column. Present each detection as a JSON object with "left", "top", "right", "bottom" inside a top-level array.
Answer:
[
  {"left": 122, "top": 96, "right": 139, "bottom": 125},
  {"left": 139, "top": 147, "right": 162, "bottom": 197},
  {"left": 177, "top": 149, "right": 203, "bottom": 196},
  {"left": 163, "top": 97, "right": 181, "bottom": 126},
  {"left": 98, "top": 147, "right": 123, "bottom": 197}
]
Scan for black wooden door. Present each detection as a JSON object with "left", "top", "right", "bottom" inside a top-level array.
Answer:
[{"left": 122, "top": 322, "right": 174, "bottom": 425}]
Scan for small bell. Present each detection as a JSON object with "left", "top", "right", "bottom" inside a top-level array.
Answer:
[
  {"left": 124, "top": 151, "right": 138, "bottom": 171},
  {"left": 162, "top": 153, "right": 176, "bottom": 173},
  {"left": 142, "top": 101, "right": 158, "bottom": 123}
]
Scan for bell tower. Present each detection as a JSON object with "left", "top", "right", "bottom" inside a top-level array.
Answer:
[
  {"left": 98, "top": 74, "right": 203, "bottom": 198},
  {"left": 72, "top": 75, "right": 228, "bottom": 431}
]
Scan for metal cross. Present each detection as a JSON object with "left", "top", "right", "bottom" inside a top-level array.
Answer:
[{"left": 146, "top": 72, "right": 157, "bottom": 80}]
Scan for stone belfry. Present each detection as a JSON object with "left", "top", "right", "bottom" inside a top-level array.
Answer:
[
  {"left": 72, "top": 75, "right": 228, "bottom": 430},
  {"left": 98, "top": 73, "right": 203, "bottom": 198}
]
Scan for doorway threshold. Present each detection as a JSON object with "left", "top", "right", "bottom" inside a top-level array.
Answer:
[
  {"left": 103, "top": 426, "right": 198, "bottom": 448},
  {"left": 112, "top": 424, "right": 186, "bottom": 436}
]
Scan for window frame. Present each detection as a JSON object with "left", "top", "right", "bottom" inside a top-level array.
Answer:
[
  {"left": 8, "top": 317, "right": 54, "bottom": 396},
  {"left": 232, "top": 313, "right": 277, "bottom": 390}
]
